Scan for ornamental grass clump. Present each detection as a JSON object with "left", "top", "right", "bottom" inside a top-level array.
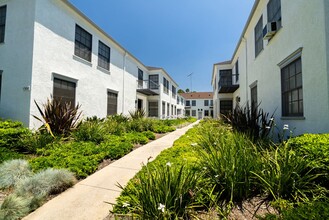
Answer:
[
  {"left": 15, "top": 168, "right": 76, "bottom": 198},
  {"left": 252, "top": 143, "right": 324, "bottom": 202},
  {"left": 197, "top": 127, "right": 260, "bottom": 204},
  {"left": 0, "top": 159, "right": 33, "bottom": 189},
  {"left": 72, "top": 120, "right": 107, "bottom": 144},
  {"left": 115, "top": 163, "right": 200, "bottom": 219},
  {"left": 0, "top": 194, "right": 30, "bottom": 220}
]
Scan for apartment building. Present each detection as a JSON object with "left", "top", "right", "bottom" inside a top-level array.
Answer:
[
  {"left": 212, "top": 0, "right": 329, "bottom": 135},
  {"left": 181, "top": 92, "right": 213, "bottom": 119},
  {"left": 0, "top": 0, "right": 182, "bottom": 128}
]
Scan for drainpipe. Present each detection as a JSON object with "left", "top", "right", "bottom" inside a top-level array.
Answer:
[
  {"left": 242, "top": 37, "right": 249, "bottom": 102},
  {"left": 122, "top": 51, "right": 127, "bottom": 113}
]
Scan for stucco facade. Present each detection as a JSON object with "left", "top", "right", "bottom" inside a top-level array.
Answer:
[
  {"left": 212, "top": 0, "right": 329, "bottom": 135},
  {"left": 0, "top": 0, "right": 183, "bottom": 128}
]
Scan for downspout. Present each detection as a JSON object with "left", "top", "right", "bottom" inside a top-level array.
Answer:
[
  {"left": 242, "top": 37, "right": 249, "bottom": 102},
  {"left": 122, "top": 51, "right": 127, "bottom": 113}
]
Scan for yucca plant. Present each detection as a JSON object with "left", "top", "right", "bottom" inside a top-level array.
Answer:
[
  {"left": 33, "top": 98, "right": 82, "bottom": 136},
  {"left": 115, "top": 163, "right": 200, "bottom": 219},
  {"left": 129, "top": 109, "right": 146, "bottom": 120}
]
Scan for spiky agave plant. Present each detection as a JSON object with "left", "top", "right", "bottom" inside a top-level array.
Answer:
[
  {"left": 33, "top": 98, "right": 82, "bottom": 136},
  {"left": 128, "top": 109, "right": 146, "bottom": 120}
]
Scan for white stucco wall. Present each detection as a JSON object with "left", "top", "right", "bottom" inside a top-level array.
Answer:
[
  {"left": 0, "top": 0, "right": 36, "bottom": 125},
  {"left": 213, "top": 0, "right": 329, "bottom": 135}
]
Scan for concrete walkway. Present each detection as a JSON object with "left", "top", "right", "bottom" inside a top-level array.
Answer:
[{"left": 24, "top": 121, "right": 199, "bottom": 220}]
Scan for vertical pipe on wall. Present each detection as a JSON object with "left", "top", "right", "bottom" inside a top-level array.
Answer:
[{"left": 242, "top": 37, "right": 249, "bottom": 102}]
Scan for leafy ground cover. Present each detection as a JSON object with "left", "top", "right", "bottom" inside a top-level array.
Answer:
[{"left": 112, "top": 119, "right": 329, "bottom": 219}]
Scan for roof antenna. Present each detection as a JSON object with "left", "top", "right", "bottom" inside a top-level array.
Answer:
[{"left": 187, "top": 73, "right": 193, "bottom": 92}]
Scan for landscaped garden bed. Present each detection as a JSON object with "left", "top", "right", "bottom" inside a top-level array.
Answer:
[
  {"left": 111, "top": 119, "right": 329, "bottom": 219},
  {"left": 0, "top": 102, "right": 196, "bottom": 219}
]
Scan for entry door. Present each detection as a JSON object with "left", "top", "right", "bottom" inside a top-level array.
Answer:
[
  {"left": 137, "top": 99, "right": 143, "bottom": 110},
  {"left": 198, "top": 111, "right": 202, "bottom": 119}
]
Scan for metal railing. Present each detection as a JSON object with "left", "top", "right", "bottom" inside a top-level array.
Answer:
[{"left": 137, "top": 80, "right": 159, "bottom": 90}]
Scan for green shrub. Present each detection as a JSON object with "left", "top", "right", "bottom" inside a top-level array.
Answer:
[
  {"left": 197, "top": 127, "right": 260, "bottom": 203},
  {"left": 0, "top": 159, "right": 33, "bottom": 189},
  {"left": 0, "top": 148, "right": 25, "bottom": 164},
  {"left": 115, "top": 164, "right": 200, "bottom": 219},
  {"left": 104, "top": 117, "right": 127, "bottom": 135},
  {"left": 72, "top": 120, "right": 107, "bottom": 144},
  {"left": 142, "top": 131, "right": 156, "bottom": 140},
  {"left": 252, "top": 143, "right": 323, "bottom": 202},
  {"left": 100, "top": 140, "right": 133, "bottom": 160},
  {"left": 152, "top": 124, "right": 175, "bottom": 133},
  {"left": 129, "top": 109, "right": 146, "bottom": 120},
  {"left": 19, "top": 132, "right": 55, "bottom": 154},
  {"left": 0, "top": 124, "right": 30, "bottom": 152},
  {"left": 124, "top": 132, "right": 149, "bottom": 145},
  {"left": 0, "top": 194, "right": 30, "bottom": 220},
  {"left": 15, "top": 168, "right": 76, "bottom": 198}
]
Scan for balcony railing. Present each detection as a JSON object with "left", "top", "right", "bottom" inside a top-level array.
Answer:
[
  {"left": 218, "top": 72, "right": 239, "bottom": 93},
  {"left": 137, "top": 80, "right": 160, "bottom": 95}
]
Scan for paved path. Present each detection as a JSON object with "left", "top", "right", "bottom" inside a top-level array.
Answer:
[{"left": 24, "top": 121, "right": 199, "bottom": 220}]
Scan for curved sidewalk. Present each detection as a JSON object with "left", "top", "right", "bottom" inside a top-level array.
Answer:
[{"left": 24, "top": 120, "right": 199, "bottom": 220}]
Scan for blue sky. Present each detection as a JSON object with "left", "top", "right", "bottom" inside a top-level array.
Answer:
[{"left": 69, "top": 0, "right": 254, "bottom": 92}]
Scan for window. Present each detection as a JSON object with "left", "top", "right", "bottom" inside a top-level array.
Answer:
[
  {"left": 204, "top": 110, "right": 209, "bottom": 117},
  {"left": 167, "top": 103, "right": 169, "bottom": 116},
  {"left": 268, "top": 0, "right": 281, "bottom": 23},
  {"left": 210, "top": 100, "right": 213, "bottom": 107},
  {"left": 204, "top": 100, "right": 209, "bottom": 106},
  {"left": 0, "top": 5, "right": 7, "bottom": 43},
  {"left": 138, "top": 69, "right": 143, "bottom": 88},
  {"left": 177, "top": 97, "right": 179, "bottom": 104},
  {"left": 254, "top": 16, "right": 263, "bottom": 57},
  {"left": 251, "top": 85, "right": 258, "bottom": 113},
  {"left": 174, "top": 106, "right": 176, "bottom": 115},
  {"left": 235, "top": 60, "right": 239, "bottom": 82},
  {"left": 210, "top": 110, "right": 214, "bottom": 117},
  {"left": 149, "top": 74, "right": 159, "bottom": 89},
  {"left": 172, "top": 86, "right": 176, "bottom": 98},
  {"left": 281, "top": 58, "right": 303, "bottom": 116},
  {"left": 192, "top": 110, "right": 196, "bottom": 117},
  {"left": 98, "top": 41, "right": 110, "bottom": 70},
  {"left": 75, "top": 25, "right": 92, "bottom": 62},
  {"left": 186, "top": 100, "right": 190, "bottom": 106},
  {"left": 107, "top": 91, "right": 118, "bottom": 115},
  {"left": 219, "top": 69, "right": 233, "bottom": 86},
  {"left": 192, "top": 100, "right": 196, "bottom": 106},
  {"left": 186, "top": 110, "right": 190, "bottom": 116},
  {"left": 220, "top": 100, "right": 233, "bottom": 117},
  {"left": 53, "top": 78, "right": 76, "bottom": 105},
  {"left": 181, "top": 98, "right": 184, "bottom": 105},
  {"left": 149, "top": 101, "right": 158, "bottom": 117},
  {"left": 171, "top": 105, "right": 173, "bottom": 115},
  {"left": 163, "top": 77, "right": 169, "bottom": 94},
  {"left": 162, "top": 101, "right": 166, "bottom": 116}
]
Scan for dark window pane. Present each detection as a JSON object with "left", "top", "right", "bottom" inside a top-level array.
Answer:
[
  {"left": 192, "top": 100, "right": 196, "bottom": 106},
  {"left": 220, "top": 100, "right": 233, "bottom": 116},
  {"left": 148, "top": 101, "right": 158, "bottom": 117},
  {"left": 0, "top": 5, "right": 7, "bottom": 43},
  {"left": 281, "top": 57, "right": 303, "bottom": 116},
  {"left": 75, "top": 25, "right": 92, "bottom": 62},
  {"left": 107, "top": 92, "right": 118, "bottom": 115},
  {"left": 254, "top": 16, "right": 263, "bottom": 57},
  {"left": 53, "top": 78, "right": 76, "bottom": 106},
  {"left": 98, "top": 41, "right": 110, "bottom": 70},
  {"left": 268, "top": 0, "right": 281, "bottom": 23},
  {"left": 149, "top": 75, "right": 159, "bottom": 89}
]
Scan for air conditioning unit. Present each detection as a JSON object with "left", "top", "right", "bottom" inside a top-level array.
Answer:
[{"left": 263, "top": 21, "right": 278, "bottom": 40}]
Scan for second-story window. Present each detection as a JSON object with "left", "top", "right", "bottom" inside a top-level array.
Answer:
[
  {"left": 149, "top": 74, "right": 159, "bottom": 89},
  {"left": 163, "top": 77, "right": 169, "bottom": 94},
  {"left": 186, "top": 100, "right": 190, "bottom": 106},
  {"left": 98, "top": 41, "right": 111, "bottom": 70},
  {"left": 0, "top": 5, "right": 7, "bottom": 43},
  {"left": 138, "top": 69, "right": 143, "bottom": 88},
  {"left": 204, "top": 100, "right": 209, "bottom": 106},
  {"left": 210, "top": 100, "right": 213, "bottom": 106},
  {"left": 75, "top": 25, "right": 92, "bottom": 62},
  {"left": 192, "top": 100, "right": 196, "bottom": 106},
  {"left": 254, "top": 16, "right": 263, "bottom": 58},
  {"left": 172, "top": 86, "right": 176, "bottom": 98},
  {"left": 268, "top": 0, "right": 281, "bottom": 23}
]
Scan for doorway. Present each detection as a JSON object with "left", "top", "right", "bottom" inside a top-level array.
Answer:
[{"left": 137, "top": 99, "right": 143, "bottom": 111}]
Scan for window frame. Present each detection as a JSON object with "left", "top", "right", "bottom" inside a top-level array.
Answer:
[
  {"left": 53, "top": 78, "right": 76, "bottom": 106},
  {"left": 192, "top": 110, "right": 196, "bottom": 117},
  {"left": 172, "top": 85, "right": 176, "bottom": 98},
  {"left": 74, "top": 24, "right": 92, "bottom": 62},
  {"left": 107, "top": 91, "right": 118, "bottom": 116},
  {"left": 98, "top": 41, "right": 111, "bottom": 70},
  {"left": 192, "top": 100, "right": 196, "bottom": 106},
  {"left": 267, "top": 0, "right": 282, "bottom": 23},
  {"left": 254, "top": 16, "right": 264, "bottom": 58},
  {"left": 220, "top": 100, "right": 233, "bottom": 116},
  {"left": 149, "top": 74, "right": 159, "bottom": 89},
  {"left": 281, "top": 57, "right": 303, "bottom": 117},
  {"left": 0, "top": 5, "right": 7, "bottom": 43},
  {"left": 235, "top": 60, "right": 239, "bottom": 82},
  {"left": 163, "top": 77, "right": 169, "bottom": 94},
  {"left": 204, "top": 100, "right": 209, "bottom": 106},
  {"left": 148, "top": 101, "right": 159, "bottom": 117},
  {"left": 186, "top": 100, "right": 190, "bottom": 106}
]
